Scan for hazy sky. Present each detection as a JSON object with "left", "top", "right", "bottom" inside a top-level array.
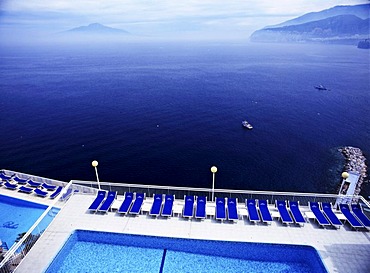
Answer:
[{"left": 0, "top": 0, "right": 368, "bottom": 40}]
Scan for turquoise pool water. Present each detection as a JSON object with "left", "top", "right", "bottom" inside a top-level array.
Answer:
[
  {"left": 45, "top": 230, "right": 328, "bottom": 273},
  {"left": 0, "top": 194, "right": 58, "bottom": 249}
]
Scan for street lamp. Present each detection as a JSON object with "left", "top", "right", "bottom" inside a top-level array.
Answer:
[
  {"left": 92, "top": 160, "right": 100, "bottom": 190},
  {"left": 211, "top": 166, "right": 217, "bottom": 202}
]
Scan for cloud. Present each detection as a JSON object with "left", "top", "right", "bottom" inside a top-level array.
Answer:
[{"left": 1, "top": 0, "right": 368, "bottom": 39}]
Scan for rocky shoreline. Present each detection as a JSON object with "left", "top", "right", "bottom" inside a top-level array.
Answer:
[{"left": 339, "top": 146, "right": 368, "bottom": 195}]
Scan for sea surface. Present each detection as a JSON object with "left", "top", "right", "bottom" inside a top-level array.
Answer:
[{"left": 0, "top": 41, "right": 369, "bottom": 195}]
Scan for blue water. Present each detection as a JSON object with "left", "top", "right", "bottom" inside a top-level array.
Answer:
[
  {"left": 0, "top": 194, "right": 54, "bottom": 248},
  {"left": 0, "top": 41, "right": 369, "bottom": 195},
  {"left": 45, "top": 230, "right": 327, "bottom": 273}
]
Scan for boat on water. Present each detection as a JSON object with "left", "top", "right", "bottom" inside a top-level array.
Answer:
[
  {"left": 242, "top": 120, "right": 253, "bottom": 129},
  {"left": 314, "top": 84, "right": 329, "bottom": 91}
]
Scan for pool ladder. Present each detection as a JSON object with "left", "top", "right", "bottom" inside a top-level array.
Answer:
[{"left": 48, "top": 208, "right": 59, "bottom": 217}]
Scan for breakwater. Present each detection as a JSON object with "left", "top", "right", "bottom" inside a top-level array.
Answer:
[{"left": 339, "top": 146, "right": 368, "bottom": 195}]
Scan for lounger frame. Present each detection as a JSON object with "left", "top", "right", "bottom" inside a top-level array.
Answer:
[
  {"left": 18, "top": 185, "right": 33, "bottom": 194},
  {"left": 87, "top": 190, "right": 107, "bottom": 212},
  {"left": 276, "top": 200, "right": 294, "bottom": 224},
  {"left": 183, "top": 195, "right": 195, "bottom": 218},
  {"left": 215, "top": 197, "right": 226, "bottom": 221},
  {"left": 129, "top": 193, "right": 145, "bottom": 215},
  {"left": 321, "top": 202, "right": 342, "bottom": 229},
  {"left": 161, "top": 194, "right": 175, "bottom": 217},
  {"left": 309, "top": 202, "right": 330, "bottom": 227},
  {"left": 195, "top": 196, "right": 207, "bottom": 219},
  {"left": 350, "top": 204, "right": 370, "bottom": 230},
  {"left": 98, "top": 191, "right": 117, "bottom": 213},
  {"left": 339, "top": 204, "right": 364, "bottom": 229},
  {"left": 13, "top": 176, "right": 28, "bottom": 184},
  {"left": 149, "top": 194, "right": 163, "bottom": 217},
  {"left": 42, "top": 182, "right": 57, "bottom": 191},
  {"left": 288, "top": 201, "right": 306, "bottom": 226},
  {"left": 50, "top": 186, "right": 63, "bottom": 199},
  {"left": 4, "top": 181, "right": 17, "bottom": 190},
  {"left": 117, "top": 192, "right": 134, "bottom": 214},
  {"left": 227, "top": 197, "right": 238, "bottom": 221},
  {"left": 258, "top": 200, "right": 272, "bottom": 224},
  {"left": 27, "top": 180, "right": 42, "bottom": 187},
  {"left": 246, "top": 199, "right": 260, "bottom": 224}
]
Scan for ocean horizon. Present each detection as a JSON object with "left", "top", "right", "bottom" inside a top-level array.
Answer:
[{"left": 0, "top": 41, "right": 369, "bottom": 196}]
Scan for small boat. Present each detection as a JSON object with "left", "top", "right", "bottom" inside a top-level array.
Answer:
[
  {"left": 242, "top": 120, "right": 253, "bottom": 129},
  {"left": 314, "top": 84, "right": 329, "bottom": 91}
]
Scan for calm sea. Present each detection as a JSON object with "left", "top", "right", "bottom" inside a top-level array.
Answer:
[{"left": 0, "top": 41, "right": 369, "bottom": 195}]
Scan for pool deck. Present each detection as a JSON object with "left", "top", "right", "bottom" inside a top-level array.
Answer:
[{"left": 3, "top": 190, "right": 370, "bottom": 273}]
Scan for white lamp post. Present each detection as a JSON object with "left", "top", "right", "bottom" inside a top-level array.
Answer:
[
  {"left": 92, "top": 160, "right": 100, "bottom": 190},
  {"left": 211, "top": 166, "right": 217, "bottom": 202}
]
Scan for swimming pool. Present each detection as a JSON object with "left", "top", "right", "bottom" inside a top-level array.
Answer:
[
  {"left": 45, "top": 230, "right": 328, "bottom": 273},
  {"left": 0, "top": 194, "right": 58, "bottom": 249}
]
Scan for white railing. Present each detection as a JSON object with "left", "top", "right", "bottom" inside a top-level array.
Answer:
[{"left": 72, "top": 180, "right": 370, "bottom": 208}]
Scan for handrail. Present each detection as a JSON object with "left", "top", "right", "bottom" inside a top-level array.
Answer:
[
  {"left": 0, "top": 181, "right": 73, "bottom": 266},
  {"left": 358, "top": 195, "right": 370, "bottom": 208},
  {"left": 1, "top": 169, "right": 67, "bottom": 186},
  {"left": 72, "top": 180, "right": 359, "bottom": 199}
]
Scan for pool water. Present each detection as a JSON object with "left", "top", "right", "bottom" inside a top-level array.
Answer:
[
  {"left": 45, "top": 230, "right": 328, "bottom": 273},
  {"left": 0, "top": 194, "right": 58, "bottom": 248}
]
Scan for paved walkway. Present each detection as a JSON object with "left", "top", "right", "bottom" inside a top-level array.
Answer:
[{"left": 10, "top": 193, "right": 370, "bottom": 273}]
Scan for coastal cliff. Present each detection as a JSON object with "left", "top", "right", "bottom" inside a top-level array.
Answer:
[
  {"left": 339, "top": 146, "right": 368, "bottom": 195},
  {"left": 250, "top": 4, "right": 370, "bottom": 45}
]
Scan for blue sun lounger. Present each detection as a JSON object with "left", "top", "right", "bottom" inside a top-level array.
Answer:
[
  {"left": 351, "top": 204, "right": 370, "bottom": 230},
  {"left": 183, "top": 195, "right": 195, "bottom": 218},
  {"left": 150, "top": 194, "right": 163, "bottom": 216},
  {"left": 13, "top": 176, "right": 28, "bottom": 184},
  {"left": 321, "top": 202, "right": 342, "bottom": 229},
  {"left": 161, "top": 194, "right": 175, "bottom": 217},
  {"left": 4, "top": 181, "right": 17, "bottom": 190},
  {"left": 339, "top": 204, "right": 364, "bottom": 229},
  {"left": 0, "top": 173, "right": 12, "bottom": 181},
  {"left": 87, "top": 190, "right": 107, "bottom": 212},
  {"left": 60, "top": 188, "right": 78, "bottom": 201},
  {"left": 309, "top": 202, "right": 330, "bottom": 227},
  {"left": 258, "top": 200, "right": 272, "bottom": 224},
  {"left": 18, "top": 185, "right": 33, "bottom": 194},
  {"left": 246, "top": 199, "right": 260, "bottom": 223},
  {"left": 288, "top": 201, "right": 306, "bottom": 226},
  {"left": 34, "top": 188, "right": 48, "bottom": 197},
  {"left": 227, "top": 197, "right": 238, "bottom": 221},
  {"left": 195, "top": 196, "right": 207, "bottom": 219},
  {"left": 276, "top": 200, "right": 293, "bottom": 224},
  {"left": 41, "top": 182, "right": 57, "bottom": 191},
  {"left": 27, "top": 180, "right": 42, "bottom": 187},
  {"left": 50, "top": 186, "right": 63, "bottom": 199},
  {"left": 216, "top": 197, "right": 226, "bottom": 221},
  {"left": 118, "top": 192, "right": 134, "bottom": 214},
  {"left": 129, "top": 193, "right": 145, "bottom": 215},
  {"left": 98, "top": 191, "right": 117, "bottom": 213}
]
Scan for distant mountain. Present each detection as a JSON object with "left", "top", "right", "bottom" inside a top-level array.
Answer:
[
  {"left": 66, "top": 23, "right": 130, "bottom": 35},
  {"left": 267, "top": 4, "right": 370, "bottom": 28},
  {"left": 250, "top": 4, "right": 370, "bottom": 45}
]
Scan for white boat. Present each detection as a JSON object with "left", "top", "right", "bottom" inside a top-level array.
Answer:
[
  {"left": 242, "top": 120, "right": 253, "bottom": 129},
  {"left": 314, "top": 84, "right": 329, "bottom": 91}
]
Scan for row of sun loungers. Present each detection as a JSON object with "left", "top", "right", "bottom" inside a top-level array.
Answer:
[
  {"left": 215, "top": 197, "right": 238, "bottom": 221},
  {"left": 86, "top": 191, "right": 370, "bottom": 231},
  {"left": 1, "top": 174, "right": 64, "bottom": 199}
]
